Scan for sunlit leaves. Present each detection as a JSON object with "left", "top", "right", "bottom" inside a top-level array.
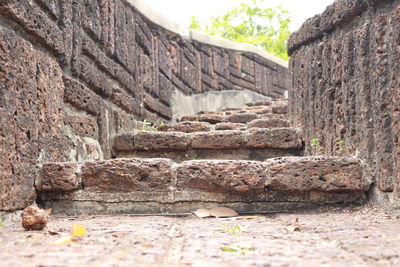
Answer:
[{"left": 190, "top": 0, "right": 291, "bottom": 60}]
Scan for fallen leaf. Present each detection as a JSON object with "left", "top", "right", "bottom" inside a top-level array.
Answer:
[
  {"left": 71, "top": 223, "right": 86, "bottom": 237},
  {"left": 209, "top": 207, "right": 238, "bottom": 218},
  {"left": 220, "top": 243, "right": 254, "bottom": 255},
  {"left": 194, "top": 209, "right": 211, "bottom": 218},
  {"left": 53, "top": 235, "right": 73, "bottom": 246}
]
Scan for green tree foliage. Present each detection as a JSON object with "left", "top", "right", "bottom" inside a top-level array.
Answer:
[{"left": 190, "top": 0, "right": 291, "bottom": 61}]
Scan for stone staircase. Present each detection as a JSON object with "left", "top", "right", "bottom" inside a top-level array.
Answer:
[{"left": 37, "top": 100, "right": 370, "bottom": 215}]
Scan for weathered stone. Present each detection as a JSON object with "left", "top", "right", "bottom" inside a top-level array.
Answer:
[
  {"left": 180, "top": 114, "right": 227, "bottom": 124},
  {"left": 246, "top": 101, "right": 273, "bottom": 107},
  {"left": 215, "top": 122, "right": 246, "bottom": 131},
  {"left": 245, "top": 128, "right": 303, "bottom": 149},
  {"left": 175, "top": 160, "right": 266, "bottom": 194},
  {"left": 0, "top": 27, "right": 69, "bottom": 210},
  {"left": 133, "top": 132, "right": 189, "bottom": 151},
  {"left": 82, "top": 159, "right": 173, "bottom": 192},
  {"left": 40, "top": 163, "right": 80, "bottom": 191},
  {"left": 272, "top": 105, "right": 288, "bottom": 114},
  {"left": 264, "top": 157, "right": 367, "bottom": 192},
  {"left": 158, "top": 121, "right": 212, "bottom": 133},
  {"left": 247, "top": 119, "right": 289, "bottom": 129},
  {"left": 191, "top": 131, "right": 245, "bottom": 149},
  {"left": 227, "top": 113, "right": 258, "bottom": 123},
  {"left": 113, "top": 133, "right": 135, "bottom": 152}
]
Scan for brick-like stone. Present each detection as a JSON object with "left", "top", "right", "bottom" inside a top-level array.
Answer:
[
  {"left": 180, "top": 114, "right": 227, "bottom": 124},
  {"left": 227, "top": 113, "right": 258, "bottom": 123},
  {"left": 40, "top": 163, "right": 80, "bottom": 191},
  {"left": 191, "top": 131, "right": 245, "bottom": 149},
  {"left": 158, "top": 121, "right": 212, "bottom": 133},
  {"left": 245, "top": 128, "right": 303, "bottom": 149},
  {"left": 264, "top": 157, "right": 367, "bottom": 192},
  {"left": 113, "top": 133, "right": 135, "bottom": 152},
  {"left": 272, "top": 105, "right": 288, "bottom": 114},
  {"left": 133, "top": 132, "right": 189, "bottom": 151},
  {"left": 82, "top": 159, "right": 173, "bottom": 192},
  {"left": 175, "top": 160, "right": 266, "bottom": 194},
  {"left": 215, "top": 123, "right": 246, "bottom": 131},
  {"left": 247, "top": 119, "right": 289, "bottom": 129}
]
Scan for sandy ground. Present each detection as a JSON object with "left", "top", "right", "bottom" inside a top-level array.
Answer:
[{"left": 1, "top": 206, "right": 399, "bottom": 267}]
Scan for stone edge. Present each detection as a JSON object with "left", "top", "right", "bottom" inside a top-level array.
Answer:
[
  {"left": 125, "top": 0, "right": 288, "bottom": 68},
  {"left": 287, "top": 0, "right": 387, "bottom": 55}
]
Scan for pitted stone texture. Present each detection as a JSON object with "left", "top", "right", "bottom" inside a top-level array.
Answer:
[
  {"left": 245, "top": 128, "right": 303, "bottom": 149},
  {"left": 113, "top": 133, "right": 135, "bottom": 152},
  {"left": 175, "top": 160, "right": 266, "bottom": 194},
  {"left": 158, "top": 121, "right": 212, "bottom": 133},
  {"left": 215, "top": 122, "right": 246, "bottom": 131},
  {"left": 191, "top": 131, "right": 245, "bottom": 149},
  {"left": 227, "top": 113, "right": 258, "bottom": 123},
  {"left": 0, "top": 27, "right": 69, "bottom": 210},
  {"left": 247, "top": 118, "right": 290, "bottom": 129},
  {"left": 264, "top": 156, "right": 367, "bottom": 192},
  {"left": 40, "top": 163, "right": 80, "bottom": 191},
  {"left": 180, "top": 114, "right": 226, "bottom": 124},
  {"left": 82, "top": 159, "right": 173, "bottom": 193},
  {"left": 133, "top": 132, "right": 189, "bottom": 151},
  {"left": 272, "top": 105, "right": 288, "bottom": 114}
]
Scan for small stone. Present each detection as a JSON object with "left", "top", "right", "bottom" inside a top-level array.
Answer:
[{"left": 21, "top": 203, "right": 52, "bottom": 231}]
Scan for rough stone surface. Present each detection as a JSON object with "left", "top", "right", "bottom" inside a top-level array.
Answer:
[
  {"left": 82, "top": 159, "right": 173, "bottom": 193},
  {"left": 215, "top": 122, "right": 246, "bottom": 131},
  {"left": 40, "top": 162, "right": 80, "bottom": 191},
  {"left": 175, "top": 160, "right": 266, "bottom": 195},
  {"left": 181, "top": 114, "right": 227, "bottom": 124},
  {"left": 158, "top": 121, "right": 212, "bottom": 133},
  {"left": 1, "top": 208, "right": 400, "bottom": 266},
  {"left": 191, "top": 131, "right": 245, "bottom": 149},
  {"left": 0, "top": 0, "right": 288, "bottom": 211},
  {"left": 247, "top": 118, "right": 289, "bottom": 129},
  {"left": 227, "top": 113, "right": 258, "bottom": 123},
  {"left": 133, "top": 132, "right": 190, "bottom": 151},
  {"left": 288, "top": 0, "right": 400, "bottom": 211},
  {"left": 245, "top": 128, "right": 303, "bottom": 149},
  {"left": 0, "top": 27, "right": 69, "bottom": 210},
  {"left": 264, "top": 156, "right": 367, "bottom": 192}
]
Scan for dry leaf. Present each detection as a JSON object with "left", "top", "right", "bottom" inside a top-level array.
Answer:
[
  {"left": 209, "top": 207, "right": 238, "bottom": 218},
  {"left": 194, "top": 209, "right": 212, "bottom": 218},
  {"left": 53, "top": 235, "right": 73, "bottom": 246},
  {"left": 71, "top": 223, "right": 86, "bottom": 237}
]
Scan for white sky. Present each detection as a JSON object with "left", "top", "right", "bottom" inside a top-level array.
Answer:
[{"left": 144, "top": 0, "right": 334, "bottom": 32}]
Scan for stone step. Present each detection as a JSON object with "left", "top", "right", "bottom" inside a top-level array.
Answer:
[
  {"left": 113, "top": 128, "right": 303, "bottom": 162},
  {"left": 37, "top": 156, "right": 370, "bottom": 215},
  {"left": 157, "top": 118, "right": 290, "bottom": 133},
  {"left": 180, "top": 112, "right": 287, "bottom": 124}
]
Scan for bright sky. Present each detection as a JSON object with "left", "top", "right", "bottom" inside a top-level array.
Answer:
[{"left": 144, "top": 0, "right": 334, "bottom": 32}]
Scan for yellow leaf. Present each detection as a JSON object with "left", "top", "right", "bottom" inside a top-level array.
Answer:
[
  {"left": 71, "top": 223, "right": 86, "bottom": 237},
  {"left": 53, "top": 235, "right": 73, "bottom": 246}
]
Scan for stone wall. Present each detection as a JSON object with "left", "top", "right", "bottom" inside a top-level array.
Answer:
[
  {"left": 288, "top": 0, "right": 400, "bottom": 212},
  {"left": 0, "top": 0, "right": 288, "bottom": 210}
]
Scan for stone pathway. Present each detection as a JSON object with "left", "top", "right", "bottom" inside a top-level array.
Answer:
[{"left": 1, "top": 206, "right": 399, "bottom": 266}]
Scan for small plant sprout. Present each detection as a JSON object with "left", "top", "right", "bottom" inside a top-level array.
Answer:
[
  {"left": 336, "top": 140, "right": 346, "bottom": 154},
  {"left": 310, "top": 138, "right": 323, "bottom": 155},
  {"left": 218, "top": 223, "right": 244, "bottom": 234},
  {"left": 134, "top": 120, "right": 157, "bottom": 133}
]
